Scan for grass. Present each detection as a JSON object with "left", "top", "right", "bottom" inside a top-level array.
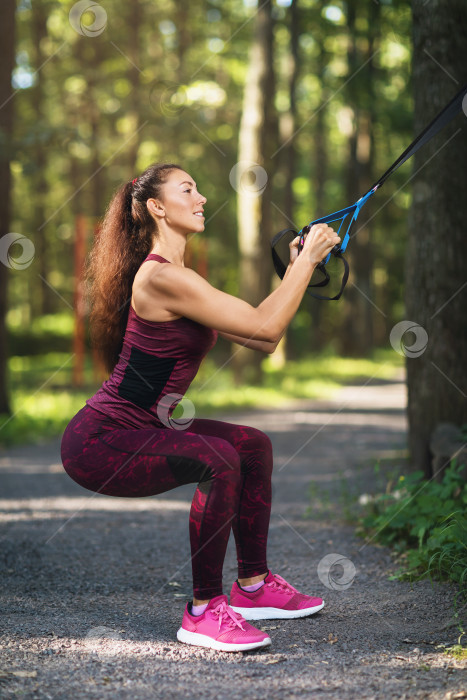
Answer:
[
  {"left": 187, "top": 347, "right": 402, "bottom": 410},
  {"left": 442, "top": 643, "right": 467, "bottom": 660},
  {"left": 0, "top": 348, "right": 403, "bottom": 447}
]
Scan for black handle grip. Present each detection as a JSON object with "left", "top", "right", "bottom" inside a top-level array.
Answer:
[
  {"left": 298, "top": 233, "right": 341, "bottom": 263},
  {"left": 297, "top": 224, "right": 310, "bottom": 255}
]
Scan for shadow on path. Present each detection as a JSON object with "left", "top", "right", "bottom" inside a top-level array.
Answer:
[{"left": 0, "top": 381, "right": 465, "bottom": 699}]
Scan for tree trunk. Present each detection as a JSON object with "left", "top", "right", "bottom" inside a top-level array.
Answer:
[
  {"left": 88, "top": 39, "right": 105, "bottom": 220},
  {"left": 339, "top": 0, "right": 378, "bottom": 356},
  {"left": 273, "top": 0, "right": 300, "bottom": 367},
  {"left": 308, "top": 0, "right": 328, "bottom": 353},
  {"left": 127, "top": 0, "right": 143, "bottom": 174},
  {"left": 277, "top": 0, "right": 301, "bottom": 364},
  {"left": 0, "top": 0, "right": 16, "bottom": 415},
  {"left": 68, "top": 38, "right": 86, "bottom": 223},
  {"left": 31, "top": 0, "right": 55, "bottom": 316},
  {"left": 406, "top": 0, "right": 467, "bottom": 477},
  {"left": 280, "top": 0, "right": 299, "bottom": 228},
  {"left": 234, "top": 0, "right": 277, "bottom": 385}
]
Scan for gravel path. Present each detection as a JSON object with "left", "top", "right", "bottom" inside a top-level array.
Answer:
[{"left": 1, "top": 378, "right": 465, "bottom": 699}]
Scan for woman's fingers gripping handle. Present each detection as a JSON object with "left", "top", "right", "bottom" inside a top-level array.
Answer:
[
  {"left": 288, "top": 235, "right": 302, "bottom": 265},
  {"left": 300, "top": 224, "right": 342, "bottom": 267}
]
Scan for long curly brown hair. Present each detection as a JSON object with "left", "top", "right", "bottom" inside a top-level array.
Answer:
[{"left": 86, "top": 162, "right": 184, "bottom": 373}]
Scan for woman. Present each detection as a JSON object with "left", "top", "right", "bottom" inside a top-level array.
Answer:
[{"left": 61, "top": 162, "right": 341, "bottom": 653}]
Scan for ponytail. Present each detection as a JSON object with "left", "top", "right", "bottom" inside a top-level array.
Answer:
[{"left": 86, "top": 163, "right": 183, "bottom": 373}]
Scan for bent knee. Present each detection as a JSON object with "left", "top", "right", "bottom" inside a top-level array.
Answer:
[
  {"left": 200, "top": 437, "right": 242, "bottom": 481},
  {"left": 243, "top": 426, "right": 273, "bottom": 455}
]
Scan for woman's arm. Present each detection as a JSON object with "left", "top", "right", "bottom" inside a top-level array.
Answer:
[
  {"left": 218, "top": 331, "right": 274, "bottom": 353},
  {"left": 218, "top": 329, "right": 287, "bottom": 354},
  {"left": 218, "top": 261, "right": 293, "bottom": 353},
  {"left": 146, "top": 225, "right": 339, "bottom": 342}
]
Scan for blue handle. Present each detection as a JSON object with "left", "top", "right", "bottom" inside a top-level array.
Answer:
[{"left": 298, "top": 186, "right": 378, "bottom": 264}]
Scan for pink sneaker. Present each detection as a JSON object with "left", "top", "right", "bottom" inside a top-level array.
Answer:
[
  {"left": 230, "top": 570, "right": 325, "bottom": 620},
  {"left": 176, "top": 594, "right": 272, "bottom": 652}
]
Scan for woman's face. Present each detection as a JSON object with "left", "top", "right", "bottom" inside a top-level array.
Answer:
[{"left": 151, "top": 169, "right": 207, "bottom": 234}]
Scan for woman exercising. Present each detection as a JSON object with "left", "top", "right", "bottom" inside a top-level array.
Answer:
[{"left": 60, "top": 162, "right": 340, "bottom": 653}]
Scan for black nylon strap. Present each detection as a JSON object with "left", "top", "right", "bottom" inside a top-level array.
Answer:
[
  {"left": 271, "top": 227, "right": 296, "bottom": 281},
  {"left": 371, "top": 80, "right": 467, "bottom": 190},
  {"left": 271, "top": 81, "right": 467, "bottom": 302},
  {"left": 271, "top": 227, "right": 348, "bottom": 299},
  {"left": 271, "top": 228, "right": 329, "bottom": 288},
  {"left": 304, "top": 253, "right": 349, "bottom": 301}
]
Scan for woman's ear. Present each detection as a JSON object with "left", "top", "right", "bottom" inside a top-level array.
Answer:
[{"left": 147, "top": 198, "right": 165, "bottom": 218}]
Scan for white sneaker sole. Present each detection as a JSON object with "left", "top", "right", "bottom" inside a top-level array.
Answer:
[
  {"left": 230, "top": 600, "right": 325, "bottom": 620},
  {"left": 176, "top": 627, "right": 272, "bottom": 652}
]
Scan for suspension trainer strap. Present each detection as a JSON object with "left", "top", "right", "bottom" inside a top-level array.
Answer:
[
  {"left": 271, "top": 80, "right": 467, "bottom": 301},
  {"left": 271, "top": 227, "right": 296, "bottom": 281},
  {"left": 370, "top": 80, "right": 467, "bottom": 190},
  {"left": 271, "top": 227, "right": 331, "bottom": 290},
  {"left": 305, "top": 253, "right": 349, "bottom": 301}
]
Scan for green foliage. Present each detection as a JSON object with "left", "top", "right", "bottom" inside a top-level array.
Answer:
[
  {"left": 7, "top": 313, "right": 76, "bottom": 355},
  {"left": 187, "top": 348, "right": 402, "bottom": 408},
  {"left": 9, "top": 0, "right": 413, "bottom": 357},
  {"left": 1, "top": 349, "right": 403, "bottom": 447},
  {"left": 358, "top": 460, "right": 467, "bottom": 588},
  {"left": 0, "top": 390, "right": 89, "bottom": 447}
]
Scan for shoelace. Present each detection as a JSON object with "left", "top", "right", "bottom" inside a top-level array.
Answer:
[
  {"left": 269, "top": 574, "right": 298, "bottom": 595},
  {"left": 212, "top": 601, "right": 245, "bottom": 632}
]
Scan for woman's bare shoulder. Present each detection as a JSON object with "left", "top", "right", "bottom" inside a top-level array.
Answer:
[
  {"left": 131, "top": 260, "right": 183, "bottom": 322},
  {"left": 141, "top": 263, "right": 275, "bottom": 342}
]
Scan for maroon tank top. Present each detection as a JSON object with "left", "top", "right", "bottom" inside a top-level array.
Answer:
[{"left": 86, "top": 254, "right": 218, "bottom": 429}]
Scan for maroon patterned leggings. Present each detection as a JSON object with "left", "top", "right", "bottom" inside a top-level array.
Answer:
[{"left": 60, "top": 405, "right": 273, "bottom": 599}]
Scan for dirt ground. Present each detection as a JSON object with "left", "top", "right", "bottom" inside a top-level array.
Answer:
[{"left": 0, "top": 377, "right": 465, "bottom": 699}]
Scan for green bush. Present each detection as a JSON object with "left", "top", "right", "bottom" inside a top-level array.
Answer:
[{"left": 357, "top": 460, "right": 467, "bottom": 587}]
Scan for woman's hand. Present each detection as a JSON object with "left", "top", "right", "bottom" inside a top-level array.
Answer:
[
  {"left": 288, "top": 225, "right": 340, "bottom": 268},
  {"left": 288, "top": 235, "right": 301, "bottom": 266},
  {"left": 301, "top": 223, "right": 341, "bottom": 267}
]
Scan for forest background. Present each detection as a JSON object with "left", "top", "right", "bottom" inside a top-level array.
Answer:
[{"left": 0, "top": 0, "right": 466, "bottom": 481}]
